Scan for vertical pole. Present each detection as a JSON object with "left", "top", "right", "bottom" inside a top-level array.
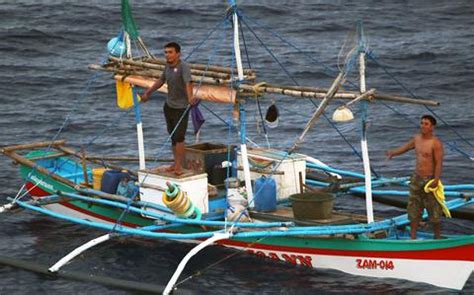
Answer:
[
  {"left": 230, "top": 1, "right": 254, "bottom": 207},
  {"left": 132, "top": 87, "right": 146, "bottom": 170},
  {"left": 124, "top": 32, "right": 132, "bottom": 58},
  {"left": 358, "top": 23, "right": 374, "bottom": 223}
]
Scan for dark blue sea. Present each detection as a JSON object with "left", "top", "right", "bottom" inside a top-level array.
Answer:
[{"left": 1, "top": 0, "right": 473, "bottom": 293}]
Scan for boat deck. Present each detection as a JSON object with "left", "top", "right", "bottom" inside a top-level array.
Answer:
[{"left": 250, "top": 206, "right": 379, "bottom": 226}]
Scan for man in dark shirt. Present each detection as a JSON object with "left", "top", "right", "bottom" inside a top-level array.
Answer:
[{"left": 141, "top": 42, "right": 194, "bottom": 175}]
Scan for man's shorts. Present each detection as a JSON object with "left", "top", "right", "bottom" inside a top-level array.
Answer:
[
  {"left": 163, "top": 103, "right": 189, "bottom": 145},
  {"left": 407, "top": 174, "right": 442, "bottom": 223}
]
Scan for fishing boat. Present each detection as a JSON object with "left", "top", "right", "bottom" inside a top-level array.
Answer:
[{"left": 1, "top": 1, "right": 473, "bottom": 293}]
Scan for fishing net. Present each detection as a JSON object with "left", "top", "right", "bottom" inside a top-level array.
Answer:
[
  {"left": 121, "top": 0, "right": 140, "bottom": 40},
  {"left": 337, "top": 22, "right": 368, "bottom": 76}
]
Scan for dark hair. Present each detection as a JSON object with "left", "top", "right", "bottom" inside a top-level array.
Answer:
[
  {"left": 164, "top": 42, "right": 181, "bottom": 53},
  {"left": 421, "top": 114, "right": 437, "bottom": 126}
]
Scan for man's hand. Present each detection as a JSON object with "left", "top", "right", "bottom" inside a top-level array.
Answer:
[
  {"left": 140, "top": 92, "right": 150, "bottom": 103},
  {"left": 385, "top": 150, "right": 395, "bottom": 160},
  {"left": 189, "top": 98, "right": 199, "bottom": 106},
  {"left": 429, "top": 179, "right": 439, "bottom": 189}
]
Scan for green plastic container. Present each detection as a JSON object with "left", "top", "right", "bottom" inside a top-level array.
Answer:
[{"left": 289, "top": 192, "right": 335, "bottom": 220}]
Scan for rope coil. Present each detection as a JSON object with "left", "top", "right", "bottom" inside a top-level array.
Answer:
[{"left": 162, "top": 182, "right": 202, "bottom": 220}]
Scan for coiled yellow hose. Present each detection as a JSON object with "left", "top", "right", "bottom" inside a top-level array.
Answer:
[{"left": 162, "top": 182, "right": 201, "bottom": 219}]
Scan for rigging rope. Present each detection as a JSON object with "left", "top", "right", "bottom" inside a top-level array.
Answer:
[
  {"left": 239, "top": 17, "right": 270, "bottom": 147},
  {"left": 240, "top": 14, "right": 378, "bottom": 175},
  {"left": 367, "top": 51, "right": 474, "bottom": 158}
]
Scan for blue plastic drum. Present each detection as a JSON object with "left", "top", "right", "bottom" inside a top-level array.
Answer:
[{"left": 254, "top": 176, "right": 277, "bottom": 212}]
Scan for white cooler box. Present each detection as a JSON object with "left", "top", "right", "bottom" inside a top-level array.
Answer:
[
  {"left": 237, "top": 148, "right": 306, "bottom": 201},
  {"left": 138, "top": 170, "right": 209, "bottom": 215}
]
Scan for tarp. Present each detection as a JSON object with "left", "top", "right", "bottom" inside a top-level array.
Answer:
[{"left": 114, "top": 75, "right": 237, "bottom": 104}]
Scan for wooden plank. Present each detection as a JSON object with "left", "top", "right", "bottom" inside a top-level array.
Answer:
[
  {"left": 85, "top": 156, "right": 173, "bottom": 162},
  {"left": 1, "top": 140, "right": 66, "bottom": 153},
  {"left": 3, "top": 151, "right": 79, "bottom": 188},
  {"left": 236, "top": 166, "right": 284, "bottom": 175}
]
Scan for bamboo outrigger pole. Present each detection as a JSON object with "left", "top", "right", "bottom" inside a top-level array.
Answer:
[{"left": 289, "top": 72, "right": 345, "bottom": 153}]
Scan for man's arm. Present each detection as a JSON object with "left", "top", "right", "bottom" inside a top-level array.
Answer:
[
  {"left": 141, "top": 78, "right": 164, "bottom": 102},
  {"left": 386, "top": 137, "right": 415, "bottom": 159},
  {"left": 186, "top": 82, "right": 195, "bottom": 105},
  {"left": 182, "top": 63, "right": 194, "bottom": 105},
  {"left": 431, "top": 139, "right": 444, "bottom": 187}
]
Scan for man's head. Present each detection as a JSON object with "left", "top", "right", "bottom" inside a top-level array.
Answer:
[
  {"left": 420, "top": 114, "right": 436, "bottom": 135},
  {"left": 164, "top": 42, "right": 181, "bottom": 64}
]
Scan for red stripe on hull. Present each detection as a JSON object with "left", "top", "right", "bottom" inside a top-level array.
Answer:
[
  {"left": 218, "top": 239, "right": 474, "bottom": 261},
  {"left": 25, "top": 182, "right": 139, "bottom": 228}
]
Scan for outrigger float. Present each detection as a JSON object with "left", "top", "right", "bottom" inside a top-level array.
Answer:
[{"left": 1, "top": 1, "right": 473, "bottom": 293}]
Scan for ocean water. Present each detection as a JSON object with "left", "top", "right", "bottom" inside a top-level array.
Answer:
[{"left": 0, "top": 0, "right": 473, "bottom": 293}]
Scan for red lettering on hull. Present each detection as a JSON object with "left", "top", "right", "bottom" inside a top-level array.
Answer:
[
  {"left": 246, "top": 250, "right": 313, "bottom": 267},
  {"left": 356, "top": 259, "right": 395, "bottom": 270}
]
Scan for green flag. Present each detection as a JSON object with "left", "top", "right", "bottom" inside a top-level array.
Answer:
[{"left": 121, "top": 0, "right": 140, "bottom": 40}]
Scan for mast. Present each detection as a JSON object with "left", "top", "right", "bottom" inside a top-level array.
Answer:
[
  {"left": 358, "top": 22, "right": 374, "bottom": 223},
  {"left": 229, "top": 0, "right": 254, "bottom": 207},
  {"left": 132, "top": 87, "right": 146, "bottom": 170}
]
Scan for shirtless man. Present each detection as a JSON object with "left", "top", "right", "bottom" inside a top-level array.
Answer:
[{"left": 386, "top": 115, "right": 444, "bottom": 239}]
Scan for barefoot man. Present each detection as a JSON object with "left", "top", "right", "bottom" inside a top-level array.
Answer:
[
  {"left": 141, "top": 42, "right": 194, "bottom": 175},
  {"left": 386, "top": 115, "right": 444, "bottom": 239}
]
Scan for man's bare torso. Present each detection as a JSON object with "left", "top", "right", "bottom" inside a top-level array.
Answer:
[{"left": 414, "top": 134, "right": 437, "bottom": 178}]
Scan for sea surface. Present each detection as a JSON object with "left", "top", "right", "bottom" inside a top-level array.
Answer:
[{"left": 0, "top": 0, "right": 473, "bottom": 294}]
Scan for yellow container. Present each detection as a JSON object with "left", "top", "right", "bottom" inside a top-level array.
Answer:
[{"left": 92, "top": 168, "right": 108, "bottom": 190}]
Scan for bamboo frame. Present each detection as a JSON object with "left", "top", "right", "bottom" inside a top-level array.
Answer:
[
  {"left": 89, "top": 61, "right": 439, "bottom": 106},
  {"left": 136, "top": 56, "right": 255, "bottom": 75}
]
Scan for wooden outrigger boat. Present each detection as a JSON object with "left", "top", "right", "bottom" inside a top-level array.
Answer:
[{"left": 1, "top": 0, "right": 473, "bottom": 292}]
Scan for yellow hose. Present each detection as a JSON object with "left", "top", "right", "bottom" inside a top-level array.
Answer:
[{"left": 162, "top": 182, "right": 201, "bottom": 219}]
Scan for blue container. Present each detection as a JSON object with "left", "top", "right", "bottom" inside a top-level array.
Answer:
[
  {"left": 107, "top": 37, "right": 125, "bottom": 57},
  {"left": 101, "top": 170, "right": 130, "bottom": 194},
  {"left": 254, "top": 176, "right": 277, "bottom": 212}
]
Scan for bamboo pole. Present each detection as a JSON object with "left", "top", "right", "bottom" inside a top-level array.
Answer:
[
  {"left": 1, "top": 140, "right": 66, "bottom": 153},
  {"left": 109, "top": 57, "right": 235, "bottom": 80},
  {"left": 239, "top": 84, "right": 439, "bottom": 106},
  {"left": 4, "top": 151, "right": 79, "bottom": 188},
  {"left": 26, "top": 152, "right": 68, "bottom": 161},
  {"left": 56, "top": 146, "right": 138, "bottom": 177},
  {"left": 236, "top": 166, "right": 284, "bottom": 175},
  {"left": 85, "top": 156, "right": 173, "bottom": 162},
  {"left": 77, "top": 188, "right": 138, "bottom": 203},
  {"left": 290, "top": 72, "right": 345, "bottom": 153},
  {"left": 374, "top": 93, "right": 439, "bottom": 106},
  {"left": 137, "top": 56, "right": 255, "bottom": 75},
  {"left": 80, "top": 148, "right": 90, "bottom": 187},
  {"left": 89, "top": 64, "right": 239, "bottom": 85},
  {"left": 261, "top": 82, "right": 439, "bottom": 106}
]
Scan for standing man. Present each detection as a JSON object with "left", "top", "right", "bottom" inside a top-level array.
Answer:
[
  {"left": 141, "top": 42, "right": 194, "bottom": 175},
  {"left": 386, "top": 115, "right": 444, "bottom": 239}
]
